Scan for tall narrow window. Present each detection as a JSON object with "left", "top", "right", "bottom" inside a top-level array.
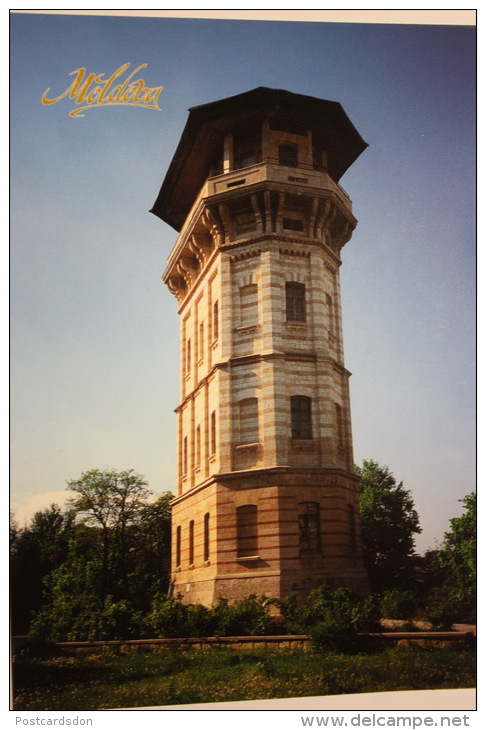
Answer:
[
  {"left": 326, "top": 293, "right": 335, "bottom": 335},
  {"left": 183, "top": 436, "right": 188, "bottom": 475},
  {"left": 189, "top": 520, "right": 194, "bottom": 565},
  {"left": 195, "top": 425, "right": 201, "bottom": 467},
  {"left": 335, "top": 403, "right": 345, "bottom": 448},
  {"left": 291, "top": 396, "right": 312, "bottom": 440},
  {"left": 238, "top": 398, "right": 259, "bottom": 444},
  {"left": 199, "top": 321, "right": 204, "bottom": 361},
  {"left": 286, "top": 281, "right": 306, "bottom": 322},
  {"left": 204, "top": 512, "right": 210, "bottom": 561},
  {"left": 239, "top": 284, "right": 258, "bottom": 327},
  {"left": 186, "top": 338, "right": 191, "bottom": 374},
  {"left": 279, "top": 143, "right": 298, "bottom": 167},
  {"left": 237, "top": 504, "right": 258, "bottom": 557},
  {"left": 213, "top": 301, "right": 219, "bottom": 340},
  {"left": 210, "top": 411, "right": 216, "bottom": 455},
  {"left": 298, "top": 502, "right": 321, "bottom": 554},
  {"left": 176, "top": 525, "right": 181, "bottom": 567}
]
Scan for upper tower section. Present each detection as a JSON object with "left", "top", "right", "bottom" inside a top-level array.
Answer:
[{"left": 152, "top": 87, "right": 367, "bottom": 303}]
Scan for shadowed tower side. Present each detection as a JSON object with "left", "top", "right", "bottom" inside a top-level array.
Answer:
[{"left": 151, "top": 87, "right": 369, "bottom": 604}]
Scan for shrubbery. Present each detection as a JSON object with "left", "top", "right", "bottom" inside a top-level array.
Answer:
[
  {"left": 380, "top": 588, "right": 418, "bottom": 620},
  {"left": 30, "top": 587, "right": 381, "bottom": 649}
]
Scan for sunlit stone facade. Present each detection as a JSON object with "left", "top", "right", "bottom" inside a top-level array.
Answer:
[{"left": 151, "top": 87, "right": 369, "bottom": 604}]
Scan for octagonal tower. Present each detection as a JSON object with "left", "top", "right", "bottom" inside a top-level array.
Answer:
[{"left": 151, "top": 87, "right": 369, "bottom": 604}]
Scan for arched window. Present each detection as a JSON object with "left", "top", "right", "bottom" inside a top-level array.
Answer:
[
  {"left": 237, "top": 504, "right": 258, "bottom": 557},
  {"left": 291, "top": 395, "right": 312, "bottom": 440},
  {"left": 198, "top": 321, "right": 204, "bottom": 362},
  {"left": 298, "top": 502, "right": 321, "bottom": 554},
  {"left": 195, "top": 425, "right": 201, "bottom": 467},
  {"left": 186, "top": 338, "right": 191, "bottom": 374},
  {"left": 183, "top": 436, "right": 188, "bottom": 475},
  {"left": 176, "top": 525, "right": 181, "bottom": 568},
  {"left": 285, "top": 281, "right": 306, "bottom": 322},
  {"left": 213, "top": 301, "right": 219, "bottom": 341},
  {"left": 210, "top": 411, "right": 216, "bottom": 455},
  {"left": 189, "top": 520, "right": 195, "bottom": 565},
  {"left": 204, "top": 512, "right": 210, "bottom": 562}
]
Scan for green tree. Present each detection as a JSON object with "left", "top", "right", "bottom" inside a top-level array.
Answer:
[
  {"left": 132, "top": 492, "right": 173, "bottom": 599},
  {"left": 67, "top": 469, "right": 152, "bottom": 598},
  {"left": 10, "top": 505, "right": 76, "bottom": 634},
  {"left": 425, "top": 492, "right": 476, "bottom": 626},
  {"left": 439, "top": 492, "right": 476, "bottom": 580},
  {"left": 356, "top": 460, "right": 421, "bottom": 592}
]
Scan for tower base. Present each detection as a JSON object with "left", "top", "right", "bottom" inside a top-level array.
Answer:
[{"left": 170, "top": 468, "right": 369, "bottom": 606}]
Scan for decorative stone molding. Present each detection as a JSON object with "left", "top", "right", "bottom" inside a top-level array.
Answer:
[{"left": 279, "top": 248, "right": 311, "bottom": 258}]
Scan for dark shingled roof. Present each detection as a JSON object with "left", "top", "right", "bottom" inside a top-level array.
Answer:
[{"left": 151, "top": 87, "right": 368, "bottom": 232}]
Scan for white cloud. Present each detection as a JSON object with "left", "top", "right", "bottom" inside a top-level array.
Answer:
[{"left": 11, "top": 490, "right": 71, "bottom": 528}]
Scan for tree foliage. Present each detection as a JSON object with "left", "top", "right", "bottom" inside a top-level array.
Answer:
[
  {"left": 356, "top": 459, "right": 421, "bottom": 592},
  {"left": 425, "top": 492, "right": 476, "bottom": 626},
  {"left": 439, "top": 492, "right": 476, "bottom": 579},
  {"left": 10, "top": 505, "right": 76, "bottom": 634},
  {"left": 11, "top": 470, "right": 173, "bottom": 638},
  {"left": 66, "top": 469, "right": 152, "bottom": 598}
]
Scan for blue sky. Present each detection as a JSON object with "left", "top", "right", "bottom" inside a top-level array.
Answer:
[{"left": 10, "top": 12, "right": 476, "bottom": 553}]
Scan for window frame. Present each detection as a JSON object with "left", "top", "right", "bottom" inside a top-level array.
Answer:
[
  {"left": 291, "top": 395, "right": 313, "bottom": 440},
  {"left": 238, "top": 397, "right": 259, "bottom": 445},
  {"left": 175, "top": 525, "right": 182, "bottom": 568},
  {"left": 236, "top": 504, "right": 258, "bottom": 558},
  {"left": 203, "top": 512, "right": 210, "bottom": 562},
  {"left": 298, "top": 501, "right": 321, "bottom": 555},
  {"left": 285, "top": 281, "right": 306, "bottom": 323},
  {"left": 189, "top": 519, "right": 195, "bottom": 566}
]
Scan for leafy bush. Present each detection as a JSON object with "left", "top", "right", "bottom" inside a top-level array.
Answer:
[
  {"left": 309, "top": 618, "right": 356, "bottom": 653},
  {"left": 380, "top": 589, "right": 418, "bottom": 620},
  {"left": 278, "top": 586, "right": 379, "bottom": 652},
  {"left": 143, "top": 594, "right": 194, "bottom": 638},
  {"left": 210, "top": 595, "right": 279, "bottom": 636},
  {"left": 142, "top": 593, "right": 286, "bottom": 638},
  {"left": 97, "top": 597, "right": 144, "bottom": 640},
  {"left": 424, "top": 586, "right": 476, "bottom": 630}
]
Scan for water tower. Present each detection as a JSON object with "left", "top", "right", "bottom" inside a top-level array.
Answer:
[{"left": 151, "top": 87, "right": 369, "bottom": 603}]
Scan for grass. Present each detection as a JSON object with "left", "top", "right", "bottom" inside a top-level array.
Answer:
[{"left": 12, "top": 645, "right": 476, "bottom": 711}]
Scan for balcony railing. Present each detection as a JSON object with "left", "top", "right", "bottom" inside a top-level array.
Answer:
[{"left": 205, "top": 158, "right": 352, "bottom": 208}]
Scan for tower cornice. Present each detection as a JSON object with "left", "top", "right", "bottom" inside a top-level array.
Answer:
[{"left": 151, "top": 87, "right": 368, "bottom": 231}]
